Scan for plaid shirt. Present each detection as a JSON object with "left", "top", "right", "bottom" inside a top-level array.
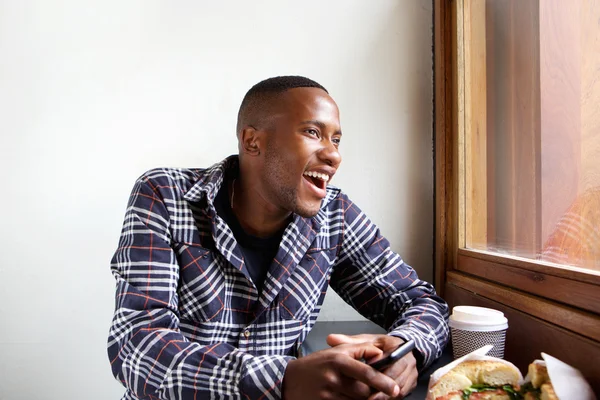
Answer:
[{"left": 108, "top": 156, "right": 449, "bottom": 400}]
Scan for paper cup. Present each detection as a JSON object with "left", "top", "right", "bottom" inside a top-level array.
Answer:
[{"left": 449, "top": 306, "right": 508, "bottom": 359}]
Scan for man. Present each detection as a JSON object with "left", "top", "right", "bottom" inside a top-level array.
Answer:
[{"left": 108, "top": 76, "right": 449, "bottom": 399}]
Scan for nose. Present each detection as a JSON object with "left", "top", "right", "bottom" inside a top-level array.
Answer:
[{"left": 318, "top": 140, "right": 342, "bottom": 168}]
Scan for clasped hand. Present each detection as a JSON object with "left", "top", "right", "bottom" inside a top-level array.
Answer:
[{"left": 283, "top": 334, "right": 417, "bottom": 400}]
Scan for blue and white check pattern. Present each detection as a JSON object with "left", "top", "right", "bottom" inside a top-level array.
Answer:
[{"left": 108, "top": 156, "right": 449, "bottom": 399}]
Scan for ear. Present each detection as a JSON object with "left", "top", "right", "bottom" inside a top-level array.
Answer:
[{"left": 239, "top": 126, "right": 263, "bottom": 156}]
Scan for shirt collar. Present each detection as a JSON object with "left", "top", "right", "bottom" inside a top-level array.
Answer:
[
  {"left": 183, "top": 155, "right": 237, "bottom": 205},
  {"left": 183, "top": 155, "right": 341, "bottom": 214}
]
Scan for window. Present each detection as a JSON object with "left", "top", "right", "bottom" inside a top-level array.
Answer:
[
  {"left": 434, "top": 0, "right": 600, "bottom": 388},
  {"left": 464, "top": 0, "right": 600, "bottom": 272}
]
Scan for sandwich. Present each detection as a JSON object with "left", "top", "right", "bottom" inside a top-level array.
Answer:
[
  {"left": 520, "top": 362, "right": 557, "bottom": 400},
  {"left": 429, "top": 359, "right": 521, "bottom": 400},
  {"left": 427, "top": 348, "right": 595, "bottom": 400}
]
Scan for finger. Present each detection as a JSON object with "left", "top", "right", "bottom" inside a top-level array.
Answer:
[
  {"left": 366, "top": 368, "right": 411, "bottom": 400},
  {"left": 379, "top": 356, "right": 406, "bottom": 378},
  {"left": 372, "top": 353, "right": 417, "bottom": 399},
  {"left": 398, "top": 367, "right": 418, "bottom": 398},
  {"left": 377, "top": 356, "right": 411, "bottom": 385},
  {"left": 380, "top": 351, "right": 416, "bottom": 381},
  {"left": 334, "top": 341, "right": 384, "bottom": 360},
  {"left": 314, "top": 387, "right": 356, "bottom": 400},
  {"left": 367, "top": 392, "right": 389, "bottom": 400},
  {"left": 396, "top": 354, "right": 418, "bottom": 396},
  {"left": 327, "top": 333, "right": 380, "bottom": 347},
  {"left": 319, "top": 368, "right": 371, "bottom": 400},
  {"left": 335, "top": 356, "right": 399, "bottom": 397},
  {"left": 327, "top": 393, "right": 356, "bottom": 400},
  {"left": 384, "top": 362, "right": 417, "bottom": 399},
  {"left": 327, "top": 333, "right": 353, "bottom": 347},
  {"left": 335, "top": 376, "right": 372, "bottom": 399}
]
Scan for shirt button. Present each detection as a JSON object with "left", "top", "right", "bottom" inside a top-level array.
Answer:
[{"left": 243, "top": 329, "right": 250, "bottom": 338}]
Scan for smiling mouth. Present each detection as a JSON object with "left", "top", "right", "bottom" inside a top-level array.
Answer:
[{"left": 303, "top": 171, "right": 329, "bottom": 191}]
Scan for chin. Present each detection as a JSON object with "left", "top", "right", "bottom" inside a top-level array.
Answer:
[{"left": 294, "top": 202, "right": 321, "bottom": 218}]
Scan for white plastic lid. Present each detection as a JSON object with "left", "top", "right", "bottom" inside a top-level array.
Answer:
[{"left": 449, "top": 306, "right": 508, "bottom": 332}]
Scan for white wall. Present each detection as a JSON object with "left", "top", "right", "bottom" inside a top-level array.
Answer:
[{"left": 0, "top": 1, "right": 433, "bottom": 398}]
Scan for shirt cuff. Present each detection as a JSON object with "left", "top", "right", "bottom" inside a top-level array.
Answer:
[
  {"left": 387, "top": 327, "right": 442, "bottom": 371},
  {"left": 238, "top": 354, "right": 295, "bottom": 400}
]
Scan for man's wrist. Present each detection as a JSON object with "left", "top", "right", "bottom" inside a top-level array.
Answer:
[
  {"left": 281, "top": 358, "right": 297, "bottom": 400},
  {"left": 386, "top": 332, "right": 426, "bottom": 370}
]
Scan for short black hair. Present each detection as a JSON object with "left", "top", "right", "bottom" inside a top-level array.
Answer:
[{"left": 236, "top": 76, "right": 328, "bottom": 133}]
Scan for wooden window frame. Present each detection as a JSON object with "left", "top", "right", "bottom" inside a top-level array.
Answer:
[{"left": 434, "top": 0, "right": 600, "bottom": 389}]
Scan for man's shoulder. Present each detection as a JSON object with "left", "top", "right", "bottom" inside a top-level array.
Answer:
[
  {"left": 133, "top": 157, "right": 232, "bottom": 199},
  {"left": 138, "top": 167, "right": 202, "bottom": 183},
  {"left": 134, "top": 167, "right": 205, "bottom": 196}
]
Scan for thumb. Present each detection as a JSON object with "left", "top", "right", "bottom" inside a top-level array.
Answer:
[
  {"left": 337, "top": 342, "right": 385, "bottom": 360},
  {"left": 327, "top": 333, "right": 381, "bottom": 347},
  {"left": 326, "top": 333, "right": 354, "bottom": 347}
]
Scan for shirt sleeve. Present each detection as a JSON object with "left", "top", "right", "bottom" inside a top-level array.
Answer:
[
  {"left": 329, "top": 193, "right": 450, "bottom": 369},
  {"left": 107, "top": 175, "right": 292, "bottom": 399}
]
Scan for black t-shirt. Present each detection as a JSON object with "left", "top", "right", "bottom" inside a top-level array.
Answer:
[{"left": 213, "top": 176, "right": 285, "bottom": 295}]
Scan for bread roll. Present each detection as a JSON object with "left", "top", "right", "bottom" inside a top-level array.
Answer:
[
  {"left": 528, "top": 363, "right": 550, "bottom": 389},
  {"left": 430, "top": 360, "right": 520, "bottom": 400},
  {"left": 523, "top": 362, "right": 558, "bottom": 400},
  {"left": 540, "top": 383, "right": 558, "bottom": 400}
]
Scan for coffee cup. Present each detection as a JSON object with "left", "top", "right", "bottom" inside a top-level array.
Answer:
[{"left": 449, "top": 306, "right": 508, "bottom": 359}]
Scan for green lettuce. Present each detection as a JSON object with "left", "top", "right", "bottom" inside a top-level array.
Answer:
[
  {"left": 461, "top": 384, "right": 522, "bottom": 399},
  {"left": 519, "top": 382, "right": 541, "bottom": 399}
]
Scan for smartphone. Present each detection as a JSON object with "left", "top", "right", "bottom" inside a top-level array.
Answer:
[{"left": 367, "top": 339, "right": 415, "bottom": 371}]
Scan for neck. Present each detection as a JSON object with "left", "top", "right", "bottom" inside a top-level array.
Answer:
[{"left": 230, "top": 177, "right": 291, "bottom": 237}]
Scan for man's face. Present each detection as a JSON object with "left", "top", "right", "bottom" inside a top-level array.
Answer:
[{"left": 260, "top": 87, "right": 342, "bottom": 218}]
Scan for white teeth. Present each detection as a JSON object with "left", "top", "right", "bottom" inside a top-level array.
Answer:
[{"left": 303, "top": 171, "right": 330, "bottom": 182}]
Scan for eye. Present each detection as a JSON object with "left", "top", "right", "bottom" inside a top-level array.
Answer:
[
  {"left": 332, "top": 137, "right": 341, "bottom": 146},
  {"left": 305, "top": 128, "right": 320, "bottom": 137}
]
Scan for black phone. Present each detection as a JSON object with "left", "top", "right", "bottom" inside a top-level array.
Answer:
[{"left": 367, "top": 339, "right": 415, "bottom": 371}]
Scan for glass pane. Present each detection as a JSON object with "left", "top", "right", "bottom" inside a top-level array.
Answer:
[{"left": 464, "top": 0, "right": 600, "bottom": 271}]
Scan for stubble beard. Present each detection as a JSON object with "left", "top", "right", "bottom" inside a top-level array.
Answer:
[{"left": 263, "top": 146, "right": 320, "bottom": 219}]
